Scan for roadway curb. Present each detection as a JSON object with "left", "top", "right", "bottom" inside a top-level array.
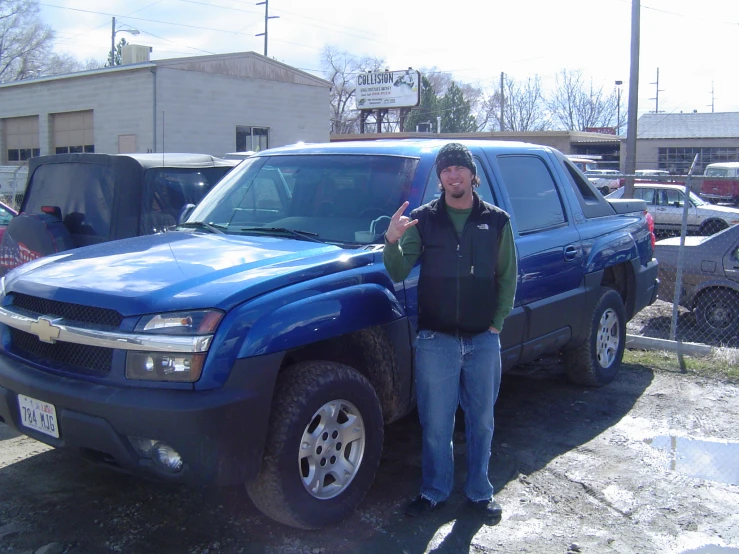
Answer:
[{"left": 625, "top": 334, "right": 713, "bottom": 356}]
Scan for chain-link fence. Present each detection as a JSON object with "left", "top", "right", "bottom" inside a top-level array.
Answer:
[{"left": 623, "top": 172, "right": 739, "bottom": 351}]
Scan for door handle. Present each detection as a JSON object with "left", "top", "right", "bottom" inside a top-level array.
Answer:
[{"left": 564, "top": 245, "right": 578, "bottom": 261}]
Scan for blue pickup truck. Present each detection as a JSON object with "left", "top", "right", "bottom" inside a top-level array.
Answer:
[{"left": 0, "top": 139, "right": 658, "bottom": 529}]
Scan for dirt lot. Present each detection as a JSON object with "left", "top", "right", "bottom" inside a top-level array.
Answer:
[{"left": 2, "top": 359, "right": 739, "bottom": 554}]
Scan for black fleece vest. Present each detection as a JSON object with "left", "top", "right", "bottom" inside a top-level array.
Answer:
[{"left": 412, "top": 191, "right": 509, "bottom": 335}]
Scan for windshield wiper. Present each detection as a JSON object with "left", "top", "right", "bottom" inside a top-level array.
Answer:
[
  {"left": 238, "top": 226, "right": 324, "bottom": 243},
  {"left": 177, "top": 221, "right": 227, "bottom": 234}
]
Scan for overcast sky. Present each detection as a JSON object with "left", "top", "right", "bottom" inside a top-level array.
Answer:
[{"left": 39, "top": 0, "right": 739, "bottom": 117}]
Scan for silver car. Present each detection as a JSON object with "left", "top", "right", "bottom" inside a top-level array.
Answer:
[{"left": 606, "top": 183, "right": 739, "bottom": 236}]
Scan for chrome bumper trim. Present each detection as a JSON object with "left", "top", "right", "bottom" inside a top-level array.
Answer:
[{"left": 0, "top": 306, "right": 213, "bottom": 353}]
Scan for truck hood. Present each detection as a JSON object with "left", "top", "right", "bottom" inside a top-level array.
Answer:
[{"left": 4, "top": 232, "right": 374, "bottom": 316}]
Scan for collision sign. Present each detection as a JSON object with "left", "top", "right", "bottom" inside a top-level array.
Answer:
[{"left": 356, "top": 70, "right": 421, "bottom": 109}]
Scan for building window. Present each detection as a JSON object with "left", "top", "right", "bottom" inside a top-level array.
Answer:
[
  {"left": 236, "top": 126, "right": 269, "bottom": 152},
  {"left": 658, "top": 147, "right": 739, "bottom": 175},
  {"left": 3, "top": 115, "right": 40, "bottom": 165}
]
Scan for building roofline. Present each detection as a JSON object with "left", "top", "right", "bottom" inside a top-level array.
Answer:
[{"left": 0, "top": 51, "right": 331, "bottom": 89}]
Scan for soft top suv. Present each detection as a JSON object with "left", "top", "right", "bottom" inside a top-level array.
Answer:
[{"left": 0, "top": 153, "right": 238, "bottom": 275}]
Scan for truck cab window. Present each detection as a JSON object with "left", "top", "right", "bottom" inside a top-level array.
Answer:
[{"left": 497, "top": 155, "right": 566, "bottom": 233}]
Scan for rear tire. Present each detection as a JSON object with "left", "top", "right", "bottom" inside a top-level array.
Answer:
[
  {"left": 565, "top": 287, "right": 626, "bottom": 387},
  {"left": 695, "top": 289, "right": 739, "bottom": 341},
  {"left": 246, "top": 361, "right": 384, "bottom": 529}
]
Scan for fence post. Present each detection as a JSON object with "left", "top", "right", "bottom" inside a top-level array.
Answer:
[{"left": 669, "top": 154, "right": 700, "bottom": 346}]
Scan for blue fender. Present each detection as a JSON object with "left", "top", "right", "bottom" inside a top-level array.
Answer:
[
  {"left": 585, "top": 231, "right": 639, "bottom": 274},
  {"left": 241, "top": 283, "right": 404, "bottom": 357}
]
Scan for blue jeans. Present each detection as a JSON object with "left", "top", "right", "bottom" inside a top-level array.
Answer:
[{"left": 414, "top": 329, "right": 502, "bottom": 503}]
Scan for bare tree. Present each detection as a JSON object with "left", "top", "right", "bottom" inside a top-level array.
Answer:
[
  {"left": 503, "top": 75, "right": 550, "bottom": 131},
  {"left": 547, "top": 69, "right": 619, "bottom": 131},
  {"left": 0, "top": 0, "right": 86, "bottom": 82},
  {"left": 321, "top": 46, "right": 384, "bottom": 135}
]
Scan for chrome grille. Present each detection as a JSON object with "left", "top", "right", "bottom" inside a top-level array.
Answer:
[{"left": 6, "top": 293, "right": 122, "bottom": 375}]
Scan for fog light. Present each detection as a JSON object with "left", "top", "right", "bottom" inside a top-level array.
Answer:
[
  {"left": 128, "top": 437, "right": 183, "bottom": 473},
  {"left": 152, "top": 443, "right": 183, "bottom": 472},
  {"left": 129, "top": 436, "right": 157, "bottom": 457}
]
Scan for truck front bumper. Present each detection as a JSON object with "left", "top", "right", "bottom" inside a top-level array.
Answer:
[{"left": 0, "top": 352, "right": 283, "bottom": 486}]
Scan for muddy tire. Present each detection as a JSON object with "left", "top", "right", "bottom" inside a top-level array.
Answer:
[
  {"left": 246, "top": 361, "right": 384, "bottom": 529},
  {"left": 695, "top": 289, "right": 739, "bottom": 341},
  {"left": 565, "top": 287, "right": 626, "bottom": 387}
]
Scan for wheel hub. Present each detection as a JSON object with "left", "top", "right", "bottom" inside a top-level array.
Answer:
[
  {"left": 298, "top": 399, "right": 365, "bottom": 499},
  {"left": 596, "top": 308, "right": 620, "bottom": 368}
]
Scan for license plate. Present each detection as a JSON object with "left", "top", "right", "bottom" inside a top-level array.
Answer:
[{"left": 18, "top": 394, "right": 59, "bottom": 439}]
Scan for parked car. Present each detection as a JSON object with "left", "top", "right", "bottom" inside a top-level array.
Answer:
[
  {"left": 0, "top": 140, "right": 658, "bottom": 529},
  {"left": 0, "top": 200, "right": 18, "bottom": 242},
  {"left": 654, "top": 225, "right": 739, "bottom": 339},
  {"left": 0, "top": 153, "right": 239, "bottom": 275},
  {"left": 585, "top": 169, "right": 623, "bottom": 194},
  {"left": 606, "top": 183, "right": 739, "bottom": 236},
  {"left": 700, "top": 161, "right": 739, "bottom": 205}
]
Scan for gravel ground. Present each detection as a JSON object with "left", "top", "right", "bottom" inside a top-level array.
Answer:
[{"left": 2, "top": 359, "right": 738, "bottom": 554}]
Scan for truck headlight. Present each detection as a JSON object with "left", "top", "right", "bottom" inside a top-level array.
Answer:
[
  {"left": 126, "top": 310, "right": 223, "bottom": 382},
  {"left": 135, "top": 310, "right": 223, "bottom": 335}
]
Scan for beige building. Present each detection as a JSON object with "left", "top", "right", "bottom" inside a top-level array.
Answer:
[
  {"left": 635, "top": 112, "right": 739, "bottom": 174},
  {"left": 0, "top": 51, "right": 331, "bottom": 166}
]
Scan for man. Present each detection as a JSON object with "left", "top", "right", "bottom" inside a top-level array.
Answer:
[{"left": 383, "top": 142, "right": 517, "bottom": 519}]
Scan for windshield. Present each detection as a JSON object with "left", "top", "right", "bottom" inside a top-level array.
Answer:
[
  {"left": 688, "top": 190, "right": 706, "bottom": 205},
  {"left": 705, "top": 167, "right": 730, "bottom": 177},
  {"left": 189, "top": 154, "right": 418, "bottom": 245}
]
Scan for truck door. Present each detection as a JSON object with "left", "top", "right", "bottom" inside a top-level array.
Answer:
[{"left": 493, "top": 154, "right": 584, "bottom": 365}]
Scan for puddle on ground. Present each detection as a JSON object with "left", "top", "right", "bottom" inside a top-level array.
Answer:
[
  {"left": 680, "top": 547, "right": 739, "bottom": 553},
  {"left": 645, "top": 436, "right": 739, "bottom": 486}
]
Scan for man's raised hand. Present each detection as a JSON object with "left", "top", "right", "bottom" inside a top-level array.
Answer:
[{"left": 385, "top": 201, "right": 419, "bottom": 244}]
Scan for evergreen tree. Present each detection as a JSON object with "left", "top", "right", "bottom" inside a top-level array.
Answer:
[
  {"left": 440, "top": 82, "right": 476, "bottom": 133},
  {"left": 403, "top": 76, "right": 440, "bottom": 132}
]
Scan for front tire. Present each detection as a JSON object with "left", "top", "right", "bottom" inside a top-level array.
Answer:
[
  {"left": 246, "top": 361, "right": 384, "bottom": 529},
  {"left": 565, "top": 287, "right": 626, "bottom": 387}
]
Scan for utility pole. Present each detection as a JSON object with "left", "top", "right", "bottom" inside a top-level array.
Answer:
[
  {"left": 623, "top": 0, "right": 641, "bottom": 199},
  {"left": 615, "top": 80, "right": 623, "bottom": 135},
  {"left": 649, "top": 67, "right": 663, "bottom": 113},
  {"left": 708, "top": 81, "right": 715, "bottom": 113},
  {"left": 499, "top": 72, "right": 505, "bottom": 132},
  {"left": 256, "top": 0, "right": 279, "bottom": 57}
]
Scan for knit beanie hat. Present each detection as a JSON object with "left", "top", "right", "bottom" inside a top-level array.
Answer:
[{"left": 435, "top": 142, "right": 476, "bottom": 178}]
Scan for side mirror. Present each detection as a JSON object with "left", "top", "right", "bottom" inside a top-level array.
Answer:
[{"left": 178, "top": 203, "right": 196, "bottom": 224}]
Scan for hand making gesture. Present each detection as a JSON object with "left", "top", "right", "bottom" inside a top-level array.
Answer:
[{"left": 385, "top": 201, "right": 419, "bottom": 244}]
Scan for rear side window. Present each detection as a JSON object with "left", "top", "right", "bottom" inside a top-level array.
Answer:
[
  {"left": 25, "top": 163, "right": 114, "bottom": 240},
  {"left": 141, "top": 167, "right": 232, "bottom": 234},
  {"left": 497, "top": 155, "right": 566, "bottom": 233}
]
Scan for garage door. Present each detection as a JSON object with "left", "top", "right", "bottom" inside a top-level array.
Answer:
[
  {"left": 4, "top": 116, "right": 40, "bottom": 164},
  {"left": 53, "top": 110, "right": 94, "bottom": 154}
]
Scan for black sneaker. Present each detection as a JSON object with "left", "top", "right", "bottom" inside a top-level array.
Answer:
[
  {"left": 468, "top": 498, "right": 503, "bottom": 519},
  {"left": 404, "top": 496, "right": 445, "bottom": 517}
]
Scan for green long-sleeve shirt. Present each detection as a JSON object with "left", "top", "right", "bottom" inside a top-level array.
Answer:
[{"left": 383, "top": 206, "right": 518, "bottom": 331}]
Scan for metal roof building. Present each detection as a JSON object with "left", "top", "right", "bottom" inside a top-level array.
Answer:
[{"left": 635, "top": 112, "right": 739, "bottom": 174}]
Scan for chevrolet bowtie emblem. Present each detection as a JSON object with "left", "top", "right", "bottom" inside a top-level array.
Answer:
[{"left": 29, "top": 317, "right": 62, "bottom": 344}]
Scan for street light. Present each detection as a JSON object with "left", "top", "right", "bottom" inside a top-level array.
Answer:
[
  {"left": 111, "top": 17, "right": 140, "bottom": 66},
  {"left": 615, "top": 80, "right": 624, "bottom": 135}
]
